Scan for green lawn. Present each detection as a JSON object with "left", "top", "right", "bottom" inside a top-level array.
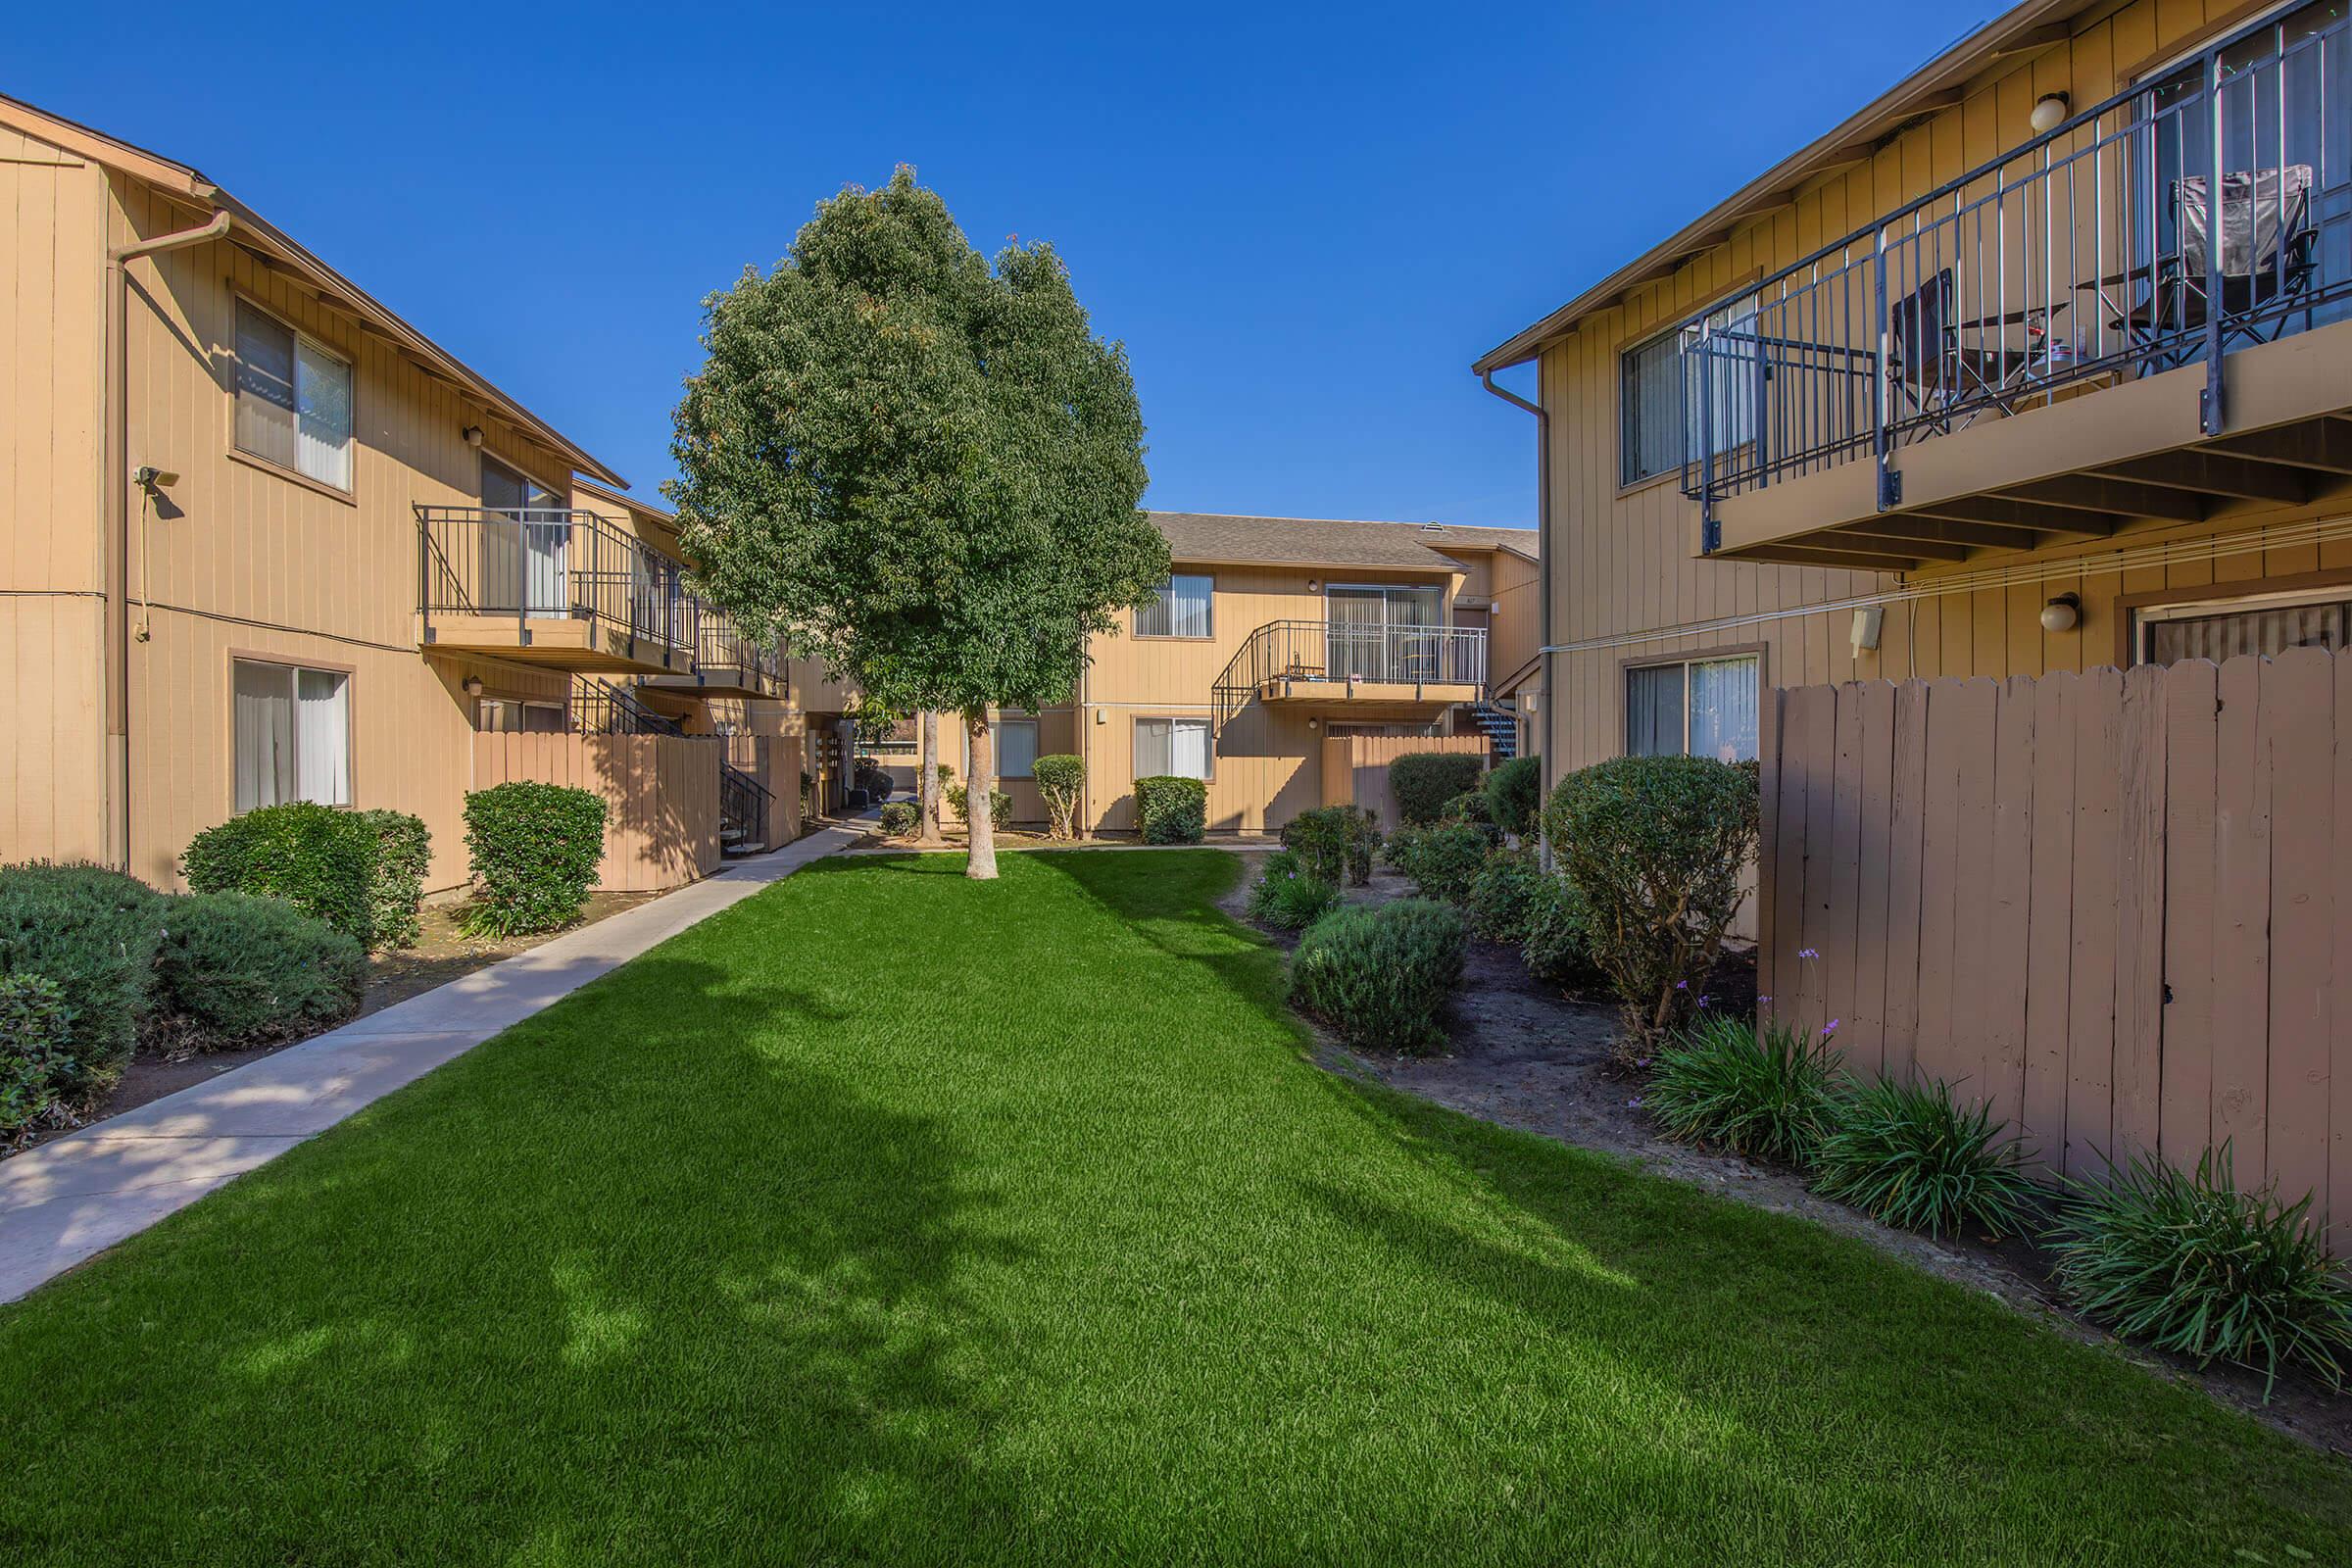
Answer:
[{"left": 2, "top": 851, "right": 2346, "bottom": 1565}]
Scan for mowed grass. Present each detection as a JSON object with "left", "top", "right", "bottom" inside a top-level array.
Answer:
[{"left": 2, "top": 852, "right": 2347, "bottom": 1565}]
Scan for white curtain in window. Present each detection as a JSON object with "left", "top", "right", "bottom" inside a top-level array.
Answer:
[
  {"left": 1138, "top": 574, "right": 1212, "bottom": 637},
  {"left": 296, "top": 668, "right": 352, "bottom": 805},
  {"left": 233, "top": 662, "right": 294, "bottom": 810},
  {"left": 995, "top": 719, "right": 1039, "bottom": 779},
  {"left": 2146, "top": 601, "right": 2348, "bottom": 665},
  {"left": 523, "top": 521, "right": 568, "bottom": 617},
  {"left": 1688, "top": 657, "right": 1759, "bottom": 763},
  {"left": 1168, "top": 718, "right": 1210, "bottom": 780},
  {"left": 294, "top": 338, "right": 352, "bottom": 488},
  {"left": 1625, "top": 664, "right": 1686, "bottom": 758}
]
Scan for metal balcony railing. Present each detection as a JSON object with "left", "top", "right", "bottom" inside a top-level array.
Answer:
[
  {"left": 688, "top": 608, "right": 781, "bottom": 689},
  {"left": 1671, "top": 0, "right": 2348, "bottom": 543},
  {"left": 416, "top": 506, "right": 693, "bottom": 651},
  {"left": 1214, "top": 619, "right": 1487, "bottom": 725}
]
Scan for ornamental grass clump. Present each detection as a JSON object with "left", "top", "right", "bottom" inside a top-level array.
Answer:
[
  {"left": 1246, "top": 852, "right": 1343, "bottom": 932},
  {"left": 1813, "top": 1074, "right": 2036, "bottom": 1239},
  {"left": 1646, "top": 1014, "right": 1838, "bottom": 1165},
  {"left": 2047, "top": 1145, "right": 2352, "bottom": 1396},
  {"left": 1290, "top": 899, "right": 1465, "bottom": 1055}
]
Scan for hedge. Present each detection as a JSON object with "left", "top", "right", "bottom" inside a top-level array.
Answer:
[
  {"left": 1388, "top": 752, "right": 1485, "bottom": 827},
  {"left": 0, "top": 862, "right": 167, "bottom": 1098},
  {"left": 1135, "top": 776, "right": 1207, "bottom": 845},
  {"left": 359, "top": 809, "right": 431, "bottom": 950},
  {"left": 1382, "top": 821, "right": 1492, "bottom": 906},
  {"left": 461, "top": 782, "right": 608, "bottom": 937},
  {"left": 878, "top": 800, "right": 921, "bottom": 838},
  {"left": 183, "top": 802, "right": 378, "bottom": 948},
  {"left": 1289, "top": 899, "right": 1466, "bottom": 1054},
  {"left": 0, "top": 973, "right": 76, "bottom": 1139},
  {"left": 153, "top": 893, "right": 367, "bottom": 1051},
  {"left": 1483, "top": 756, "right": 1542, "bottom": 838}
]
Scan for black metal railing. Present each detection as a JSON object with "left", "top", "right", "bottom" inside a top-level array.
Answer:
[
  {"left": 1672, "top": 0, "right": 2348, "bottom": 539},
  {"left": 1213, "top": 619, "right": 1487, "bottom": 724},
  {"left": 573, "top": 678, "right": 689, "bottom": 739},
  {"left": 416, "top": 506, "right": 694, "bottom": 651},
  {"left": 689, "top": 608, "right": 780, "bottom": 689},
  {"left": 718, "top": 761, "right": 774, "bottom": 850}
]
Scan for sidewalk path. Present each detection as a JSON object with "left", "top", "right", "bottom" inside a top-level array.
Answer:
[{"left": 0, "top": 820, "right": 867, "bottom": 1303}]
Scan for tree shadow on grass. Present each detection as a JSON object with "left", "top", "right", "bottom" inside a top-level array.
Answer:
[{"left": 0, "top": 955, "right": 1036, "bottom": 1565}]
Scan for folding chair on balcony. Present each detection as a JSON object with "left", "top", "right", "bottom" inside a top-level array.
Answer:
[
  {"left": 1886, "top": 269, "right": 2010, "bottom": 434},
  {"left": 2105, "top": 165, "right": 2317, "bottom": 368}
]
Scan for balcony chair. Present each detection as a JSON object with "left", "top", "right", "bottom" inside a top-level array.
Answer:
[
  {"left": 2104, "top": 165, "right": 2317, "bottom": 369},
  {"left": 1886, "top": 268, "right": 2014, "bottom": 436}
]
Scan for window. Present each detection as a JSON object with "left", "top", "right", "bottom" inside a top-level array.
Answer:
[
  {"left": 1134, "top": 716, "right": 1212, "bottom": 780},
  {"left": 2134, "top": 586, "right": 2352, "bottom": 665},
  {"left": 1136, "top": 573, "right": 1213, "bottom": 638},
  {"left": 1626, "top": 655, "right": 1758, "bottom": 763},
  {"left": 1620, "top": 293, "right": 1758, "bottom": 488},
  {"left": 234, "top": 301, "right": 352, "bottom": 489},
  {"left": 475, "top": 698, "right": 566, "bottom": 734},
  {"left": 481, "top": 456, "right": 568, "bottom": 615},
  {"left": 232, "top": 659, "right": 351, "bottom": 810},
  {"left": 994, "top": 718, "right": 1039, "bottom": 779}
]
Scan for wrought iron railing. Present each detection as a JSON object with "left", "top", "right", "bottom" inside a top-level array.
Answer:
[
  {"left": 1672, "top": 0, "right": 2348, "bottom": 541},
  {"left": 688, "top": 608, "right": 781, "bottom": 689},
  {"left": 573, "top": 678, "right": 689, "bottom": 739},
  {"left": 416, "top": 506, "right": 693, "bottom": 651},
  {"left": 718, "top": 761, "right": 774, "bottom": 849},
  {"left": 1213, "top": 619, "right": 1487, "bottom": 724}
]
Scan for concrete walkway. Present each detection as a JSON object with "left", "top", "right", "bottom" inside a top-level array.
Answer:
[{"left": 0, "top": 819, "right": 867, "bottom": 1303}]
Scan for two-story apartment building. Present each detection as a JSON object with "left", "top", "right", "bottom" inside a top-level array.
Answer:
[
  {"left": 0, "top": 96, "right": 797, "bottom": 894},
  {"left": 1482, "top": 0, "right": 2351, "bottom": 792},
  {"left": 937, "top": 512, "right": 1540, "bottom": 835}
]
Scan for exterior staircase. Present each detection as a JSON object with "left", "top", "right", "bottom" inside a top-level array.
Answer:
[{"left": 1468, "top": 702, "right": 1519, "bottom": 761}]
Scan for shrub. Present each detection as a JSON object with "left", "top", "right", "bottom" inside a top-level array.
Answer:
[
  {"left": 153, "top": 893, "right": 366, "bottom": 1052},
  {"left": 1134, "top": 775, "right": 1207, "bottom": 845},
  {"left": 0, "top": 861, "right": 167, "bottom": 1098},
  {"left": 1813, "top": 1075, "right": 2037, "bottom": 1239},
  {"left": 1382, "top": 821, "right": 1491, "bottom": 905},
  {"left": 0, "top": 973, "right": 77, "bottom": 1139},
  {"left": 1646, "top": 1015, "right": 1838, "bottom": 1165},
  {"left": 461, "top": 782, "right": 607, "bottom": 938},
  {"left": 946, "top": 781, "right": 1011, "bottom": 833},
  {"left": 1247, "top": 852, "right": 1344, "bottom": 932},
  {"left": 182, "top": 802, "right": 378, "bottom": 948},
  {"left": 2047, "top": 1146, "right": 2352, "bottom": 1396},
  {"left": 1388, "top": 752, "right": 1485, "bottom": 827},
  {"left": 1483, "top": 755, "right": 1542, "bottom": 839},
  {"left": 1521, "top": 874, "right": 1605, "bottom": 993},
  {"left": 1290, "top": 900, "right": 1466, "bottom": 1054},
  {"left": 1544, "top": 755, "right": 1760, "bottom": 1055},
  {"left": 878, "top": 800, "right": 921, "bottom": 838},
  {"left": 358, "top": 809, "right": 430, "bottom": 951},
  {"left": 1034, "top": 755, "right": 1086, "bottom": 839},
  {"left": 1280, "top": 806, "right": 1380, "bottom": 887},
  {"left": 1466, "top": 849, "right": 1545, "bottom": 943}
]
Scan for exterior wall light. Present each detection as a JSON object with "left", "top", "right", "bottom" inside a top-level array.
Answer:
[
  {"left": 462, "top": 675, "right": 485, "bottom": 695},
  {"left": 2031, "top": 93, "right": 2071, "bottom": 134},
  {"left": 2039, "top": 593, "right": 2082, "bottom": 633},
  {"left": 462, "top": 424, "right": 485, "bottom": 448}
]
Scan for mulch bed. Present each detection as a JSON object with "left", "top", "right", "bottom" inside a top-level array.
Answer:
[{"left": 1223, "top": 848, "right": 2352, "bottom": 1456}]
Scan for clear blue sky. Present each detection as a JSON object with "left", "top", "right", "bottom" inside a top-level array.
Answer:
[{"left": 15, "top": 3, "right": 1968, "bottom": 527}]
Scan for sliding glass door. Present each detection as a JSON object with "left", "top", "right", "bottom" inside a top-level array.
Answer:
[
  {"left": 1327, "top": 585, "right": 1443, "bottom": 682},
  {"left": 481, "top": 456, "right": 567, "bottom": 617}
]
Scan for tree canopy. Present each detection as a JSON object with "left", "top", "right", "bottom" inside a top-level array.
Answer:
[{"left": 666, "top": 169, "right": 1167, "bottom": 727}]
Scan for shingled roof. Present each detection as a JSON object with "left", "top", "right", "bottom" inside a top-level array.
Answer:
[{"left": 1149, "top": 513, "right": 1535, "bottom": 571}]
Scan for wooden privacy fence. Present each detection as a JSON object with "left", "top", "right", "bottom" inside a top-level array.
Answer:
[
  {"left": 1321, "top": 734, "right": 1490, "bottom": 829},
  {"left": 473, "top": 733, "right": 720, "bottom": 893},
  {"left": 1759, "top": 649, "right": 2351, "bottom": 1248}
]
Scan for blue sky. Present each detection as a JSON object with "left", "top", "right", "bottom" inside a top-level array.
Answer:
[{"left": 14, "top": 3, "right": 1966, "bottom": 527}]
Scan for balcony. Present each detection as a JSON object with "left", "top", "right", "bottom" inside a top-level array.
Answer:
[
  {"left": 1672, "top": 1, "right": 2352, "bottom": 571},
  {"left": 641, "top": 607, "right": 784, "bottom": 699},
  {"left": 1214, "top": 620, "right": 1487, "bottom": 725},
  {"left": 416, "top": 507, "right": 695, "bottom": 675}
]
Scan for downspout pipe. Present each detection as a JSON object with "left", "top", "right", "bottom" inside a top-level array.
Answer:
[
  {"left": 105, "top": 207, "right": 232, "bottom": 871},
  {"left": 1479, "top": 366, "right": 1552, "bottom": 858}
]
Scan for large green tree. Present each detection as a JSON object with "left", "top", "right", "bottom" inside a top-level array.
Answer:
[{"left": 668, "top": 170, "right": 1166, "bottom": 877}]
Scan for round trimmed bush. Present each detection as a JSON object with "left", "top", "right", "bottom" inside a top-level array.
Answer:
[
  {"left": 1290, "top": 899, "right": 1466, "bottom": 1054},
  {"left": 1482, "top": 755, "right": 1542, "bottom": 838},
  {"left": 1813, "top": 1074, "right": 2036, "bottom": 1239},
  {"left": 1034, "top": 755, "right": 1086, "bottom": 839},
  {"left": 358, "top": 809, "right": 431, "bottom": 951},
  {"left": 1279, "top": 805, "right": 1380, "bottom": 887},
  {"left": 878, "top": 800, "right": 921, "bottom": 838},
  {"left": 1247, "top": 852, "right": 1344, "bottom": 932},
  {"left": 461, "top": 782, "right": 607, "bottom": 938},
  {"left": 0, "top": 973, "right": 77, "bottom": 1138},
  {"left": 1388, "top": 752, "right": 1485, "bottom": 827},
  {"left": 154, "top": 892, "right": 366, "bottom": 1051},
  {"left": 183, "top": 803, "right": 379, "bottom": 949},
  {"left": 1134, "top": 775, "right": 1207, "bottom": 845},
  {"left": 1383, "top": 821, "right": 1491, "bottom": 905},
  {"left": 0, "top": 861, "right": 167, "bottom": 1098}
]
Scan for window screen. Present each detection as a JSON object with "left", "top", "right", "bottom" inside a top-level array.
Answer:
[
  {"left": 233, "top": 660, "right": 350, "bottom": 810},
  {"left": 1136, "top": 574, "right": 1213, "bottom": 637},
  {"left": 1135, "top": 717, "right": 1211, "bottom": 780},
  {"left": 995, "top": 718, "right": 1039, "bottom": 779},
  {"left": 235, "top": 302, "right": 352, "bottom": 487}
]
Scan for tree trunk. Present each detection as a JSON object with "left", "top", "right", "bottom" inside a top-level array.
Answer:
[
  {"left": 918, "top": 710, "right": 944, "bottom": 846},
  {"left": 965, "top": 712, "right": 999, "bottom": 880}
]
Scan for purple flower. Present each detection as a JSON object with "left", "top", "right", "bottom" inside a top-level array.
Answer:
[
  {"left": 1626, "top": 1096, "right": 1644, "bottom": 1109},
  {"left": 1636, "top": 1056, "right": 1650, "bottom": 1070},
  {"left": 1822, "top": 1019, "right": 1841, "bottom": 1037},
  {"left": 1697, "top": 995, "right": 1711, "bottom": 1008},
  {"left": 1757, "top": 995, "right": 1771, "bottom": 1005},
  {"left": 1675, "top": 980, "right": 1689, "bottom": 991},
  {"left": 1797, "top": 948, "right": 1820, "bottom": 960}
]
